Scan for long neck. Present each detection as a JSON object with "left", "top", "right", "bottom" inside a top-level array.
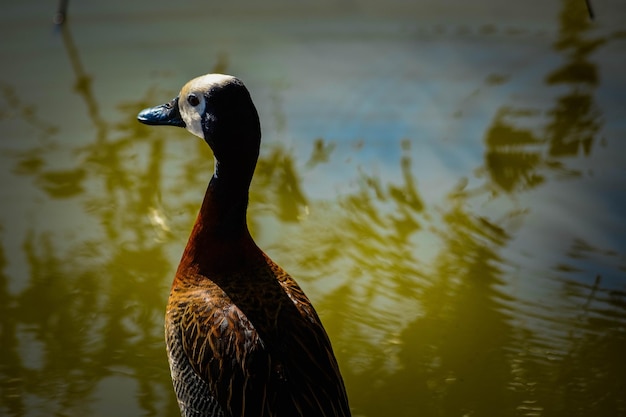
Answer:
[
  {"left": 176, "top": 157, "right": 263, "bottom": 277},
  {"left": 207, "top": 158, "right": 253, "bottom": 236}
]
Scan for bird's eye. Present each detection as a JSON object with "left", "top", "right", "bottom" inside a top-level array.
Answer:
[{"left": 187, "top": 94, "right": 200, "bottom": 107}]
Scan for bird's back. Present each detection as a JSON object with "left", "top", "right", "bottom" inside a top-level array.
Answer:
[{"left": 165, "top": 254, "right": 350, "bottom": 417}]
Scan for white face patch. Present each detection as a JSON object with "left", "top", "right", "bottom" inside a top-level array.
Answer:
[{"left": 177, "top": 74, "right": 236, "bottom": 140}]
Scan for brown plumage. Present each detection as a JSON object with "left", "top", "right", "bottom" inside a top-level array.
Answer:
[{"left": 137, "top": 74, "right": 350, "bottom": 417}]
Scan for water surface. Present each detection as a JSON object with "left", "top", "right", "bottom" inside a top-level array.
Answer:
[{"left": 1, "top": 1, "right": 625, "bottom": 416}]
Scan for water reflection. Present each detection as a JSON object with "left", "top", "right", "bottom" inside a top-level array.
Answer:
[
  {"left": 0, "top": 0, "right": 625, "bottom": 416},
  {"left": 483, "top": 0, "right": 604, "bottom": 194},
  {"left": 0, "top": 238, "right": 23, "bottom": 416},
  {"left": 0, "top": 19, "right": 179, "bottom": 417}
]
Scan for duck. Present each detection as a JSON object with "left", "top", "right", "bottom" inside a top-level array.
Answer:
[{"left": 137, "top": 74, "right": 351, "bottom": 417}]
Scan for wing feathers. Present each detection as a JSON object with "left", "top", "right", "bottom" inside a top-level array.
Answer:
[{"left": 170, "top": 263, "right": 350, "bottom": 417}]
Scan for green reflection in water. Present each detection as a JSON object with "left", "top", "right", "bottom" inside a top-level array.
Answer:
[
  {"left": 483, "top": 0, "right": 605, "bottom": 195},
  {"left": 1, "top": 0, "right": 625, "bottom": 416}
]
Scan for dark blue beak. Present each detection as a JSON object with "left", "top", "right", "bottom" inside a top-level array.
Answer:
[{"left": 137, "top": 97, "right": 185, "bottom": 127}]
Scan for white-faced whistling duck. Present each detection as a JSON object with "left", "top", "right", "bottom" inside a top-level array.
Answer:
[{"left": 137, "top": 74, "right": 351, "bottom": 417}]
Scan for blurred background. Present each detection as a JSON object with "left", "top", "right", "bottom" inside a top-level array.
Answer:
[{"left": 1, "top": 0, "right": 625, "bottom": 416}]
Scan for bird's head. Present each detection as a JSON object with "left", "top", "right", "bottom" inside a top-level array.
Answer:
[{"left": 138, "top": 73, "right": 261, "bottom": 165}]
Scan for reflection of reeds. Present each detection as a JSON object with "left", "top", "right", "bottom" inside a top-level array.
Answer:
[
  {"left": 0, "top": 82, "right": 59, "bottom": 140},
  {"left": 2, "top": 0, "right": 624, "bottom": 415},
  {"left": 0, "top": 241, "right": 23, "bottom": 417},
  {"left": 58, "top": 17, "right": 109, "bottom": 144},
  {"left": 5, "top": 122, "right": 626, "bottom": 415},
  {"left": 483, "top": 0, "right": 604, "bottom": 194},
  {"left": 585, "top": 0, "right": 595, "bottom": 19},
  {"left": 53, "top": 0, "right": 69, "bottom": 26}
]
